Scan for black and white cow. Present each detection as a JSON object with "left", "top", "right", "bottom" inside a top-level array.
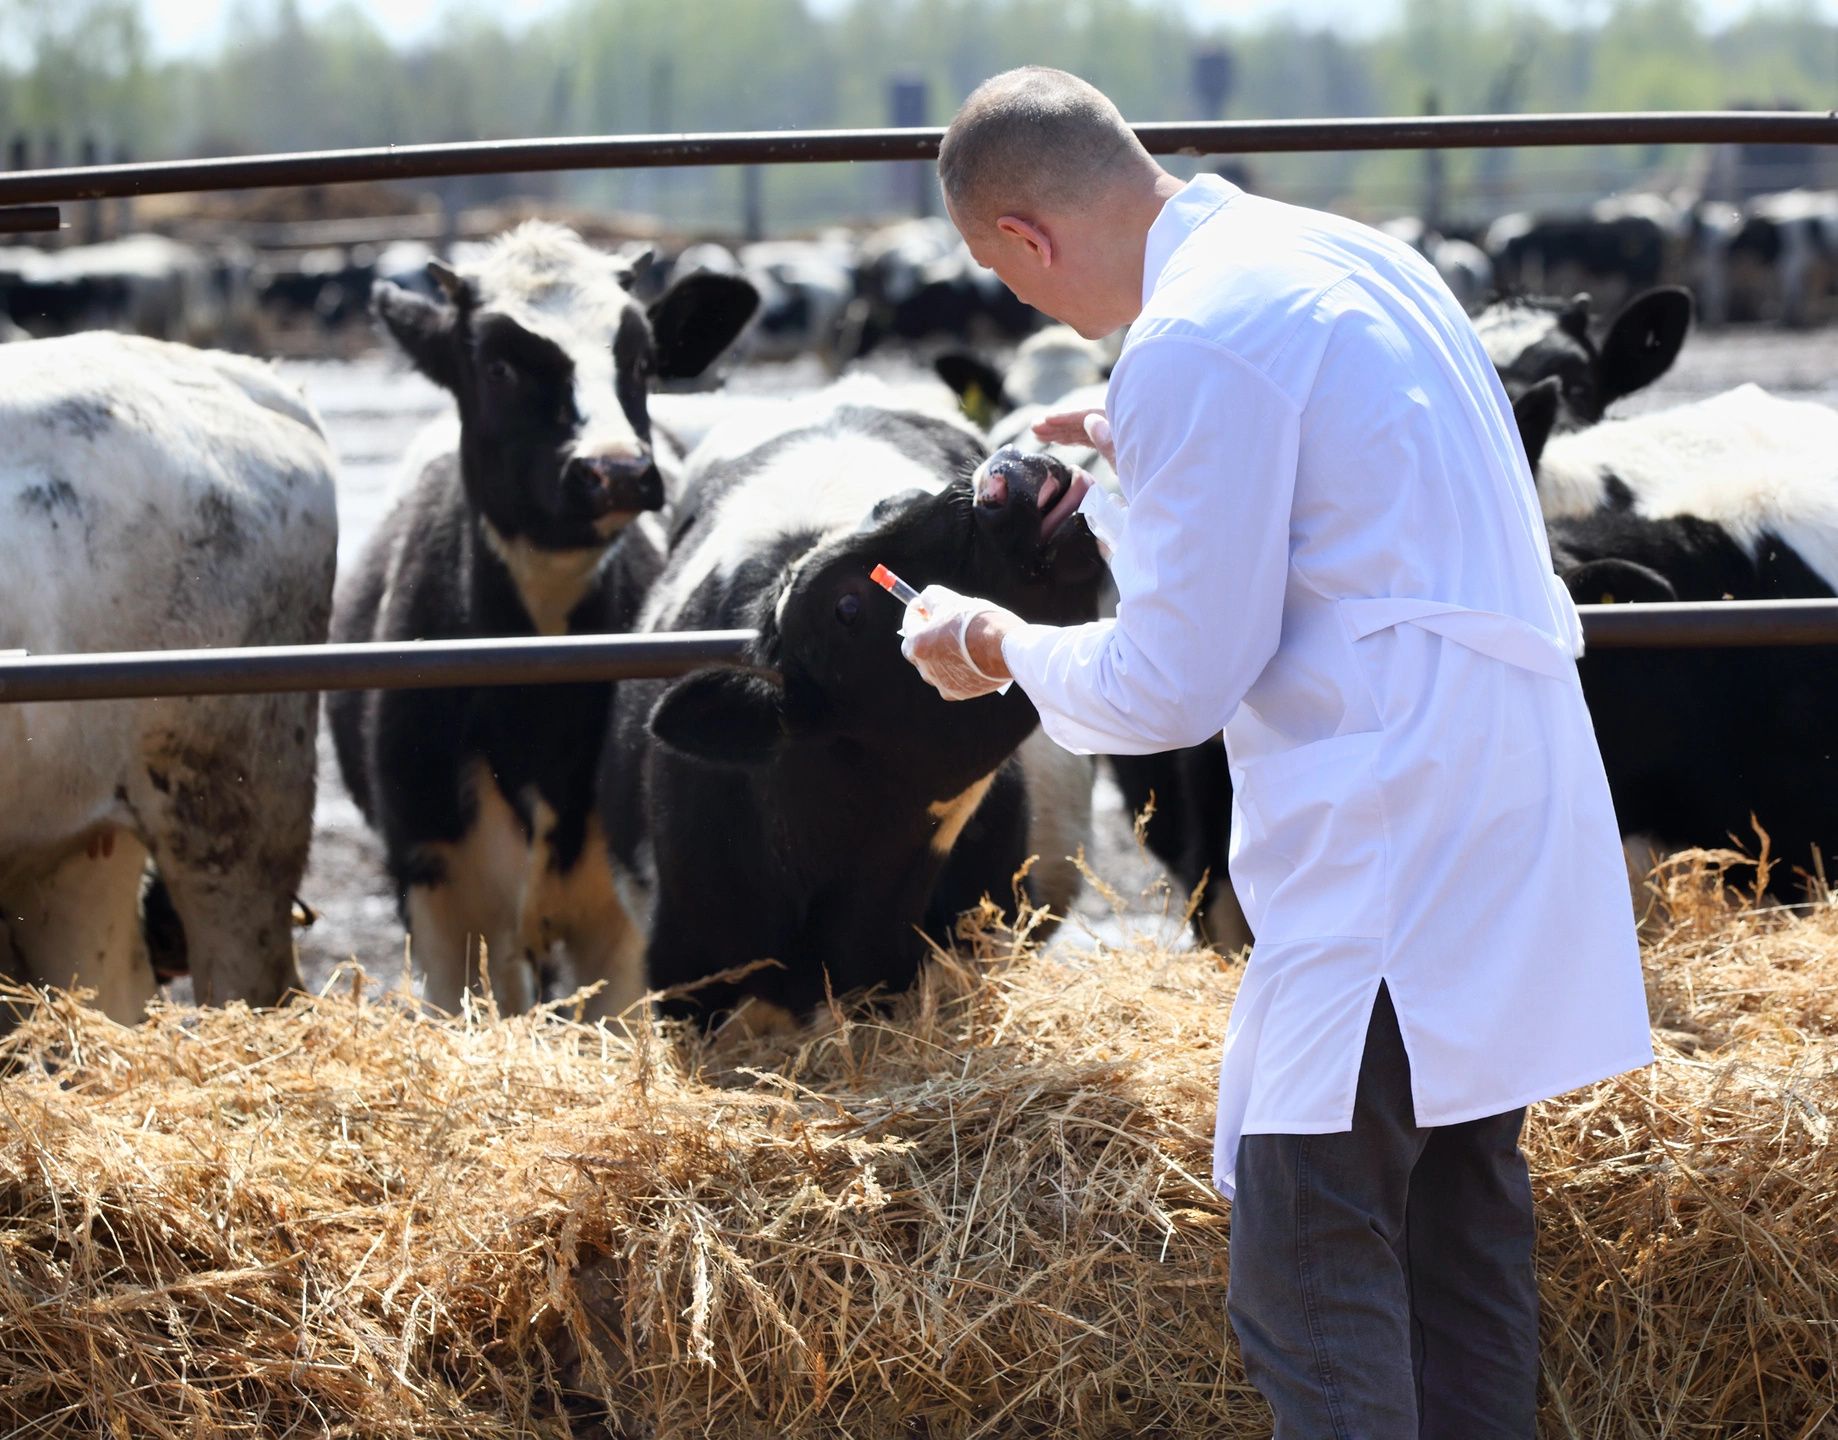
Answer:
[
  {"left": 328, "top": 222, "right": 758, "bottom": 1019},
  {"left": 598, "top": 379, "right": 1104, "bottom": 1027},
  {"left": 841, "top": 219, "right": 1039, "bottom": 362},
  {"left": 1474, "top": 285, "right": 1693, "bottom": 438},
  {"left": 931, "top": 333, "right": 1248, "bottom": 949},
  {"left": 1494, "top": 383, "right": 1838, "bottom": 903},
  {"left": 1536, "top": 389, "right": 1838, "bottom": 898},
  {"left": 1721, "top": 189, "right": 1838, "bottom": 328},
  {"left": 1484, "top": 194, "right": 1687, "bottom": 312},
  {"left": 932, "top": 335, "right": 1253, "bottom": 949},
  {"left": 0, "top": 235, "right": 223, "bottom": 342},
  {"left": 1, "top": 333, "right": 337, "bottom": 1022}
]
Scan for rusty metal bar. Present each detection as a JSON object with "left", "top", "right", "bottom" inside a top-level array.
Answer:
[
  {"left": 0, "top": 632, "right": 756, "bottom": 705},
  {"left": 0, "top": 112, "right": 1828, "bottom": 206},
  {"left": 0, "top": 205, "right": 60, "bottom": 234},
  {"left": 1577, "top": 599, "right": 1838, "bottom": 650},
  {"left": 2, "top": 601, "right": 1837, "bottom": 704}
]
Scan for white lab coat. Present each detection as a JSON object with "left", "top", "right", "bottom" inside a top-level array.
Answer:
[{"left": 1002, "top": 176, "right": 1653, "bottom": 1198}]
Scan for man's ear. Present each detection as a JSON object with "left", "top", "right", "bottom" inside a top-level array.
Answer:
[
  {"left": 994, "top": 215, "right": 1053, "bottom": 266},
  {"left": 1598, "top": 286, "right": 1692, "bottom": 409},
  {"left": 1512, "top": 376, "right": 1563, "bottom": 472},
  {"left": 648, "top": 667, "right": 785, "bottom": 765},
  {"left": 1561, "top": 558, "right": 1678, "bottom": 606},
  {"left": 649, "top": 272, "right": 760, "bottom": 380},
  {"left": 372, "top": 280, "right": 460, "bottom": 392}
]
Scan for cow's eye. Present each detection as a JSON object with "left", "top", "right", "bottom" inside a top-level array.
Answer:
[
  {"left": 834, "top": 593, "right": 861, "bottom": 626},
  {"left": 486, "top": 357, "right": 517, "bottom": 385}
]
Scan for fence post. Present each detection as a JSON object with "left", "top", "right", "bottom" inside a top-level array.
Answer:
[
  {"left": 1192, "top": 48, "right": 1235, "bottom": 119},
  {"left": 79, "top": 137, "right": 103, "bottom": 242},
  {"left": 113, "top": 144, "right": 134, "bottom": 236},
  {"left": 1421, "top": 91, "right": 1445, "bottom": 232},
  {"left": 741, "top": 165, "right": 764, "bottom": 242},
  {"left": 889, "top": 76, "right": 930, "bottom": 218}
]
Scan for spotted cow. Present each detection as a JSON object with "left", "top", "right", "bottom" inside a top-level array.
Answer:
[
  {"left": 328, "top": 222, "right": 758, "bottom": 1019},
  {"left": 1, "top": 334, "right": 337, "bottom": 1022},
  {"left": 1474, "top": 285, "right": 1693, "bottom": 438},
  {"left": 598, "top": 379, "right": 1104, "bottom": 1028},
  {"left": 1535, "top": 385, "right": 1838, "bottom": 902}
]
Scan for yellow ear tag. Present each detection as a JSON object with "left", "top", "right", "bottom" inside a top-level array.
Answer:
[{"left": 962, "top": 382, "right": 995, "bottom": 430}]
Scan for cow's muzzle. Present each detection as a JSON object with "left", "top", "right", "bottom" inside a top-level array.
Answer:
[
  {"left": 975, "top": 446, "right": 1072, "bottom": 515},
  {"left": 565, "top": 455, "right": 665, "bottom": 517}
]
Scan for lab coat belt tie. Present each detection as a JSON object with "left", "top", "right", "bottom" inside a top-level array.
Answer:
[{"left": 1341, "top": 576, "right": 1583, "bottom": 683}]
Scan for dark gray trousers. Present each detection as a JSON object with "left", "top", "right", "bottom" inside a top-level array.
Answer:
[{"left": 1226, "top": 984, "right": 1539, "bottom": 1439}]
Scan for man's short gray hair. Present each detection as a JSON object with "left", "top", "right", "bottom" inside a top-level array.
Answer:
[{"left": 939, "top": 67, "right": 1150, "bottom": 227}]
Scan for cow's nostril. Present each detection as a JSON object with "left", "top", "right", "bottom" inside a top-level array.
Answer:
[{"left": 570, "top": 455, "right": 663, "bottom": 513}]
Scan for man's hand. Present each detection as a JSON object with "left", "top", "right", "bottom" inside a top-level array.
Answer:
[
  {"left": 1031, "top": 407, "right": 1116, "bottom": 467},
  {"left": 899, "top": 584, "right": 1021, "bottom": 701}
]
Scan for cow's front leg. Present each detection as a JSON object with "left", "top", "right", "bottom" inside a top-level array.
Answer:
[
  {"left": 4, "top": 830, "right": 157, "bottom": 1024},
  {"left": 133, "top": 701, "right": 313, "bottom": 1007},
  {"left": 404, "top": 882, "right": 536, "bottom": 1017},
  {"left": 523, "top": 817, "right": 646, "bottom": 1024}
]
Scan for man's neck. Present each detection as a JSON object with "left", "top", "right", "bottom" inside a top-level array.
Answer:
[{"left": 1114, "top": 169, "right": 1189, "bottom": 323}]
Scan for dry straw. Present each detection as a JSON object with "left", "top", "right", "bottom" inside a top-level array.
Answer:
[{"left": 1, "top": 854, "right": 1835, "bottom": 1437}]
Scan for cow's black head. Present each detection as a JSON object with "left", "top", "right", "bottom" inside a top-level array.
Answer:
[
  {"left": 1478, "top": 286, "right": 1692, "bottom": 463},
  {"left": 650, "top": 447, "right": 1104, "bottom": 781},
  {"left": 372, "top": 222, "right": 757, "bottom": 552}
]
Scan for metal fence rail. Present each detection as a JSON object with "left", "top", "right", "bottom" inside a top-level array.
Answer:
[
  {"left": 0, "top": 602, "right": 1834, "bottom": 705},
  {"left": 2, "top": 109, "right": 1836, "bottom": 701},
  {"left": 1578, "top": 599, "right": 1838, "bottom": 650},
  {"left": 0, "top": 633, "right": 756, "bottom": 705},
  {"left": 0, "top": 111, "right": 1831, "bottom": 209}
]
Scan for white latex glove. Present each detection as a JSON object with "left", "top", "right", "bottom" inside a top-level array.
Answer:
[
  {"left": 1075, "top": 480, "right": 1128, "bottom": 558},
  {"left": 898, "top": 584, "right": 1016, "bottom": 701}
]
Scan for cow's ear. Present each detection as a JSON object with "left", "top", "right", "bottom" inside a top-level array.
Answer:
[
  {"left": 1513, "top": 376, "right": 1562, "bottom": 472},
  {"left": 617, "top": 245, "right": 657, "bottom": 287},
  {"left": 1558, "top": 292, "right": 1594, "bottom": 341},
  {"left": 1598, "top": 286, "right": 1692, "bottom": 408},
  {"left": 649, "top": 667, "right": 785, "bottom": 765},
  {"left": 650, "top": 273, "right": 760, "bottom": 380},
  {"left": 1561, "top": 558, "right": 1678, "bottom": 607},
  {"left": 933, "top": 351, "right": 1008, "bottom": 426},
  {"left": 373, "top": 280, "right": 460, "bottom": 392}
]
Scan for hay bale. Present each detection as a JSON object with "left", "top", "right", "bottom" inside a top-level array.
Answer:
[{"left": 2, "top": 865, "right": 1836, "bottom": 1436}]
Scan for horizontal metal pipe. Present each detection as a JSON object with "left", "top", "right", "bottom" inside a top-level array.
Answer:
[
  {"left": 0, "top": 112, "right": 1828, "bottom": 206},
  {"left": 0, "top": 632, "right": 756, "bottom": 705},
  {"left": 0, "top": 205, "right": 61, "bottom": 234},
  {"left": 1, "top": 602, "right": 1836, "bottom": 704},
  {"left": 1577, "top": 599, "right": 1838, "bottom": 649}
]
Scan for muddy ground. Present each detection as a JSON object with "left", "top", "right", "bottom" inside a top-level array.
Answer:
[{"left": 197, "top": 326, "right": 1835, "bottom": 1004}]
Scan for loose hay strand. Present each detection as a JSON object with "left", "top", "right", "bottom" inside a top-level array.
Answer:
[{"left": 1, "top": 852, "right": 1836, "bottom": 1436}]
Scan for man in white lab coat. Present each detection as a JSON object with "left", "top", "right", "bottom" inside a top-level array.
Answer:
[{"left": 907, "top": 67, "right": 1655, "bottom": 1437}]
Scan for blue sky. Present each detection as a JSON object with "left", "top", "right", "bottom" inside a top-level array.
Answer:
[{"left": 140, "top": 0, "right": 1837, "bottom": 58}]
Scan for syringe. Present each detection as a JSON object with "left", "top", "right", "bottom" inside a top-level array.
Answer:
[{"left": 870, "top": 563, "right": 930, "bottom": 619}]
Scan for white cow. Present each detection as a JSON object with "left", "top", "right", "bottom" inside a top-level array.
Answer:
[{"left": 0, "top": 334, "right": 338, "bottom": 1021}]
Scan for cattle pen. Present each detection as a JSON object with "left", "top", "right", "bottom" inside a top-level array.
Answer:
[
  {"left": 4, "top": 109, "right": 1838, "bottom": 1440},
  {"left": 2, "top": 109, "right": 1838, "bottom": 700}
]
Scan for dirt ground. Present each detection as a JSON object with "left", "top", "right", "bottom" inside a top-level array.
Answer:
[{"left": 208, "top": 325, "right": 1836, "bottom": 1004}]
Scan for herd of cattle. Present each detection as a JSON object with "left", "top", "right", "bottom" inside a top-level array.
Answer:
[
  {"left": 2, "top": 182, "right": 1837, "bottom": 356},
  {"left": 2, "top": 214, "right": 1835, "bottom": 1036}
]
